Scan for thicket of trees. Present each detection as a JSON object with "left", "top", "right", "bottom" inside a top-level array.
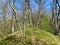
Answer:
[
  {"left": 0, "top": 0, "right": 60, "bottom": 37},
  {"left": 50, "top": 0, "right": 60, "bottom": 35}
]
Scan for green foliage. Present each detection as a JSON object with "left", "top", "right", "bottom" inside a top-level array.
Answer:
[
  {"left": 0, "top": 24, "right": 60, "bottom": 45},
  {"left": 40, "top": 16, "right": 54, "bottom": 34},
  {"left": 25, "top": 26, "right": 60, "bottom": 45}
]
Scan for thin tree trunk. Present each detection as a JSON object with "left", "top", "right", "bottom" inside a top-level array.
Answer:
[{"left": 11, "top": 13, "right": 14, "bottom": 35}]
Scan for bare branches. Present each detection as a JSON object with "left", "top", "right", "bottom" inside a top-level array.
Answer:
[
  {"left": 1, "top": 0, "right": 8, "bottom": 35},
  {"left": 35, "top": 0, "right": 42, "bottom": 26}
]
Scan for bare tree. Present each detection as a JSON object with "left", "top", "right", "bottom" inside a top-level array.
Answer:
[
  {"left": 25, "top": 0, "right": 32, "bottom": 26},
  {"left": 50, "top": 0, "right": 60, "bottom": 35},
  {"left": 35, "top": 0, "right": 42, "bottom": 26},
  {"left": 20, "top": 0, "right": 26, "bottom": 37},
  {"left": 1, "top": 0, "right": 8, "bottom": 35},
  {"left": 8, "top": 0, "right": 17, "bottom": 35}
]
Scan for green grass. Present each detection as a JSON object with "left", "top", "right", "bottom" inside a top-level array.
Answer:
[
  {"left": 40, "top": 16, "right": 54, "bottom": 34},
  {"left": 25, "top": 26, "right": 60, "bottom": 45},
  {"left": 1, "top": 25, "right": 60, "bottom": 45},
  {"left": 0, "top": 25, "right": 60, "bottom": 45}
]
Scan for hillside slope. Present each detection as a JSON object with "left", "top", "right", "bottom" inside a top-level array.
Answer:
[
  {"left": 0, "top": 26, "right": 60, "bottom": 45},
  {"left": 0, "top": 16, "right": 60, "bottom": 45}
]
